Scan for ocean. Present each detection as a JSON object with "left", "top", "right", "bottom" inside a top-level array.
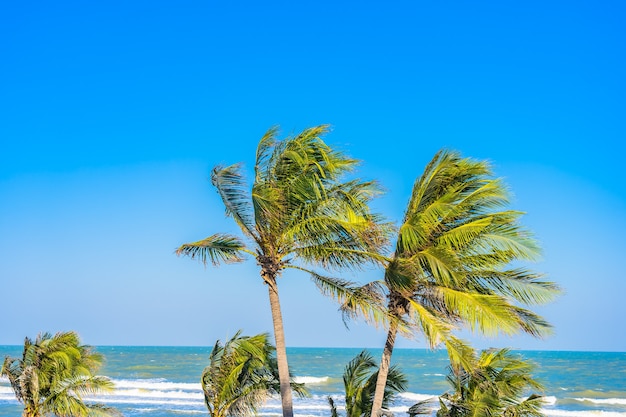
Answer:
[{"left": 1, "top": 346, "right": 625, "bottom": 417}]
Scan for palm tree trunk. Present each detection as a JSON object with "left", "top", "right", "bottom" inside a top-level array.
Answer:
[
  {"left": 370, "top": 319, "right": 399, "bottom": 417},
  {"left": 266, "top": 275, "right": 294, "bottom": 417}
]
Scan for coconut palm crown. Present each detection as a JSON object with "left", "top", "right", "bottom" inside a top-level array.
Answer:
[
  {"left": 349, "top": 150, "right": 561, "bottom": 417},
  {"left": 328, "top": 350, "right": 407, "bottom": 417},
  {"left": 409, "top": 347, "right": 546, "bottom": 417},
  {"left": 177, "top": 125, "right": 390, "bottom": 417},
  {"left": 1, "top": 331, "right": 118, "bottom": 417},
  {"left": 202, "top": 331, "right": 307, "bottom": 417}
]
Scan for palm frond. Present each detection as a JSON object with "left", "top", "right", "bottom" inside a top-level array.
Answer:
[
  {"left": 254, "top": 126, "right": 279, "bottom": 182},
  {"left": 414, "top": 247, "right": 463, "bottom": 287},
  {"left": 176, "top": 233, "right": 248, "bottom": 266},
  {"left": 437, "top": 287, "right": 523, "bottom": 336},
  {"left": 328, "top": 396, "right": 340, "bottom": 417},
  {"left": 406, "top": 298, "right": 454, "bottom": 348},
  {"left": 293, "top": 267, "right": 389, "bottom": 328},
  {"left": 507, "top": 305, "right": 554, "bottom": 338},
  {"left": 469, "top": 268, "right": 561, "bottom": 305},
  {"left": 211, "top": 164, "right": 258, "bottom": 240}
]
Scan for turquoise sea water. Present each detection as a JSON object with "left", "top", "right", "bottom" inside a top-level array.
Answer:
[{"left": 1, "top": 346, "right": 625, "bottom": 417}]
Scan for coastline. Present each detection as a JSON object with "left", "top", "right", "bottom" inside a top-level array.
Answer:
[{"left": 2, "top": 346, "right": 625, "bottom": 417}]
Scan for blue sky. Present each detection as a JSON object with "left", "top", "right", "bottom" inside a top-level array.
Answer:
[{"left": 1, "top": 0, "right": 624, "bottom": 351}]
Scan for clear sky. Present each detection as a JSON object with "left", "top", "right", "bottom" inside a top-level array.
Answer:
[{"left": 1, "top": 0, "right": 624, "bottom": 352}]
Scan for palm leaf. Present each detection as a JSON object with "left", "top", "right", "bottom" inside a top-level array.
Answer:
[
  {"left": 469, "top": 268, "right": 560, "bottom": 305},
  {"left": 212, "top": 164, "right": 258, "bottom": 240},
  {"left": 176, "top": 233, "right": 248, "bottom": 266},
  {"left": 294, "top": 267, "right": 389, "bottom": 327},
  {"left": 406, "top": 298, "right": 454, "bottom": 348},
  {"left": 437, "top": 287, "right": 523, "bottom": 336},
  {"left": 254, "top": 126, "right": 279, "bottom": 182}
]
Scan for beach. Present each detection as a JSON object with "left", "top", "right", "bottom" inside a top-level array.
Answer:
[{"left": 1, "top": 346, "right": 625, "bottom": 417}]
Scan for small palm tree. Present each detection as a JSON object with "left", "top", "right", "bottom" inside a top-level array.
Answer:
[
  {"left": 202, "top": 331, "right": 307, "bottom": 417},
  {"left": 328, "top": 350, "right": 407, "bottom": 417},
  {"left": 1, "top": 331, "right": 118, "bottom": 417},
  {"left": 177, "top": 126, "right": 389, "bottom": 417},
  {"left": 433, "top": 348, "right": 546, "bottom": 417},
  {"left": 342, "top": 150, "right": 561, "bottom": 417}
]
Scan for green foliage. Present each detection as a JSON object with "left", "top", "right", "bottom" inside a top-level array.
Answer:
[
  {"left": 382, "top": 149, "right": 561, "bottom": 344},
  {"left": 433, "top": 348, "right": 546, "bottom": 417},
  {"left": 408, "top": 348, "right": 546, "bottom": 417},
  {"left": 201, "top": 331, "right": 308, "bottom": 417},
  {"left": 328, "top": 350, "right": 407, "bottom": 417},
  {"left": 176, "top": 125, "right": 390, "bottom": 303},
  {"left": 177, "top": 126, "right": 391, "bottom": 417},
  {"left": 363, "top": 150, "right": 560, "bottom": 417},
  {"left": 0, "top": 331, "right": 118, "bottom": 417}
]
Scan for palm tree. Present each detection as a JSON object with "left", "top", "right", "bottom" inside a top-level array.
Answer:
[
  {"left": 1, "top": 331, "right": 118, "bottom": 417},
  {"left": 328, "top": 350, "right": 407, "bottom": 417},
  {"left": 177, "top": 125, "right": 389, "bottom": 417},
  {"left": 350, "top": 150, "right": 560, "bottom": 417},
  {"left": 202, "top": 331, "right": 308, "bottom": 417},
  {"left": 425, "top": 348, "right": 546, "bottom": 417}
]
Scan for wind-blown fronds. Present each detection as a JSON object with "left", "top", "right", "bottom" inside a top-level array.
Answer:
[
  {"left": 468, "top": 268, "right": 560, "bottom": 305},
  {"left": 384, "top": 149, "right": 560, "bottom": 340},
  {"left": 406, "top": 298, "right": 454, "bottom": 347},
  {"left": 328, "top": 350, "right": 408, "bottom": 417},
  {"left": 369, "top": 149, "right": 560, "bottom": 417},
  {"left": 212, "top": 164, "right": 258, "bottom": 240},
  {"left": 201, "top": 332, "right": 307, "bottom": 417},
  {"left": 178, "top": 126, "right": 389, "bottom": 417},
  {"left": 1, "top": 331, "right": 118, "bottom": 417},
  {"left": 176, "top": 233, "right": 248, "bottom": 266},
  {"left": 254, "top": 127, "right": 279, "bottom": 183},
  {"left": 289, "top": 267, "right": 388, "bottom": 327},
  {"left": 432, "top": 347, "right": 546, "bottom": 417}
]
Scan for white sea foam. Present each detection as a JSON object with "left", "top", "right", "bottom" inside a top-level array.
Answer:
[
  {"left": 294, "top": 376, "right": 330, "bottom": 384},
  {"left": 133, "top": 408, "right": 206, "bottom": 415},
  {"left": 398, "top": 392, "right": 438, "bottom": 403},
  {"left": 543, "top": 396, "right": 558, "bottom": 405},
  {"left": 84, "top": 397, "right": 204, "bottom": 406},
  {"left": 5, "top": 374, "right": 626, "bottom": 417},
  {"left": 573, "top": 397, "right": 626, "bottom": 406},
  {"left": 111, "top": 378, "right": 200, "bottom": 391},
  {"left": 542, "top": 410, "right": 626, "bottom": 417},
  {"left": 100, "top": 389, "right": 204, "bottom": 400}
]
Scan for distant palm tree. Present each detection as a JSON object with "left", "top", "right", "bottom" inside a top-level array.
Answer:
[
  {"left": 346, "top": 150, "right": 561, "bottom": 417},
  {"left": 409, "top": 348, "right": 545, "bottom": 417},
  {"left": 1, "top": 331, "right": 118, "bottom": 417},
  {"left": 177, "top": 125, "right": 389, "bottom": 417},
  {"left": 328, "top": 350, "right": 407, "bottom": 417},
  {"left": 202, "top": 331, "right": 307, "bottom": 417}
]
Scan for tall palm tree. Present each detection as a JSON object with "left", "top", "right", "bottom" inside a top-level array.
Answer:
[
  {"left": 202, "top": 331, "right": 307, "bottom": 417},
  {"left": 177, "top": 125, "right": 389, "bottom": 417},
  {"left": 328, "top": 350, "right": 407, "bottom": 417},
  {"left": 352, "top": 150, "right": 560, "bottom": 417},
  {"left": 1, "top": 331, "right": 118, "bottom": 417}
]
